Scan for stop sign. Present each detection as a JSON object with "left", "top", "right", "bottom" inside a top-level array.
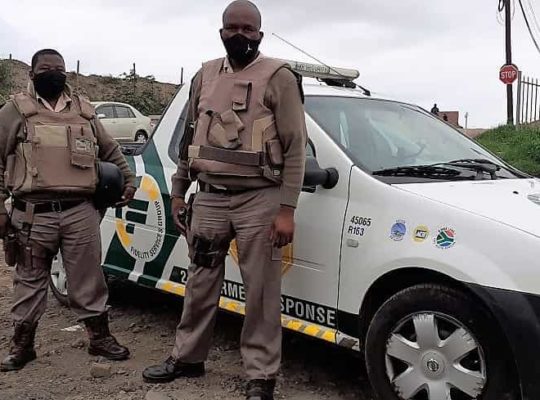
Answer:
[{"left": 500, "top": 64, "right": 519, "bottom": 85}]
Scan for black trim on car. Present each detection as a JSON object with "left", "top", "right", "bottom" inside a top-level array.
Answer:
[{"left": 466, "top": 283, "right": 540, "bottom": 400}]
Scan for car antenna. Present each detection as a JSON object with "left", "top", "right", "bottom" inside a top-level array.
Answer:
[{"left": 272, "top": 32, "right": 371, "bottom": 96}]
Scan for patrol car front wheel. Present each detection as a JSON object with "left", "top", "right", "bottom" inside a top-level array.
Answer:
[{"left": 365, "top": 284, "right": 511, "bottom": 400}]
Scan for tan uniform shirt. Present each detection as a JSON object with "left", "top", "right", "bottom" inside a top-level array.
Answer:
[
  {"left": 171, "top": 55, "right": 307, "bottom": 208},
  {"left": 0, "top": 85, "right": 136, "bottom": 214}
]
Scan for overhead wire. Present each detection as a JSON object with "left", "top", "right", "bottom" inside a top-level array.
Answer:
[
  {"left": 517, "top": 0, "right": 540, "bottom": 53},
  {"left": 525, "top": 0, "right": 540, "bottom": 38}
]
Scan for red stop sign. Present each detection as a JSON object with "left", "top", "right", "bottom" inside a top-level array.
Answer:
[{"left": 500, "top": 64, "right": 519, "bottom": 85}]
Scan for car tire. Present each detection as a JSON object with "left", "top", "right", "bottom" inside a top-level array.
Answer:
[
  {"left": 365, "top": 283, "right": 513, "bottom": 400},
  {"left": 135, "top": 131, "right": 148, "bottom": 143},
  {"left": 49, "top": 252, "right": 69, "bottom": 307}
]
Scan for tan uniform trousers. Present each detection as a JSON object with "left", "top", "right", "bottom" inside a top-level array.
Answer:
[
  {"left": 10, "top": 200, "right": 108, "bottom": 324},
  {"left": 172, "top": 186, "right": 283, "bottom": 380}
]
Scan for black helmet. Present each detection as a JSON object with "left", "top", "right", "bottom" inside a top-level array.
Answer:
[{"left": 93, "top": 161, "right": 124, "bottom": 209}]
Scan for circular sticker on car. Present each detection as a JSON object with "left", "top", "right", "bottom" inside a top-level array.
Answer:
[
  {"left": 435, "top": 227, "right": 456, "bottom": 249},
  {"left": 390, "top": 221, "right": 407, "bottom": 241}
]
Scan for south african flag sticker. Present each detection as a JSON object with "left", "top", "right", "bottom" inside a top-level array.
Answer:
[{"left": 435, "top": 227, "right": 456, "bottom": 249}]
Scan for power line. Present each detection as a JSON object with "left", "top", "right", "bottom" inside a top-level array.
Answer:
[
  {"left": 518, "top": 0, "right": 540, "bottom": 53},
  {"left": 525, "top": 0, "right": 540, "bottom": 37}
]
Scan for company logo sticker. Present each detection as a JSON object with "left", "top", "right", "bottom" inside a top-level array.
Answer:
[
  {"left": 115, "top": 174, "right": 165, "bottom": 261},
  {"left": 435, "top": 227, "right": 456, "bottom": 249},
  {"left": 413, "top": 225, "right": 430, "bottom": 243},
  {"left": 390, "top": 221, "right": 407, "bottom": 241}
]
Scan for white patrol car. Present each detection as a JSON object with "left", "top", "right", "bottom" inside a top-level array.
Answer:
[{"left": 50, "top": 61, "right": 540, "bottom": 400}]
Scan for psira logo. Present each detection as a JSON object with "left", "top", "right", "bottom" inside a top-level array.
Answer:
[
  {"left": 229, "top": 240, "right": 294, "bottom": 275},
  {"left": 115, "top": 175, "right": 165, "bottom": 261}
]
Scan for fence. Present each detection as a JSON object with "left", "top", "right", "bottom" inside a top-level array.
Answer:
[{"left": 516, "top": 72, "right": 540, "bottom": 125}]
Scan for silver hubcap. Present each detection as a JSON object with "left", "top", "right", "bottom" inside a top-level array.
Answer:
[
  {"left": 385, "top": 313, "right": 486, "bottom": 400},
  {"left": 50, "top": 253, "right": 68, "bottom": 296},
  {"left": 136, "top": 134, "right": 147, "bottom": 143}
]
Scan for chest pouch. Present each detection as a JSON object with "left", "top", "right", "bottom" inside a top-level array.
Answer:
[
  {"left": 232, "top": 80, "right": 252, "bottom": 112},
  {"left": 207, "top": 109, "right": 244, "bottom": 150},
  {"left": 67, "top": 125, "right": 96, "bottom": 169}
]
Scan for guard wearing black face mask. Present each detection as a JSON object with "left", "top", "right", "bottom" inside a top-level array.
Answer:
[
  {"left": 143, "top": 2, "right": 307, "bottom": 399},
  {"left": 0, "top": 49, "right": 137, "bottom": 372}
]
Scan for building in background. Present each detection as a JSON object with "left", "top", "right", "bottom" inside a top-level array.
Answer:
[{"left": 438, "top": 110, "right": 462, "bottom": 128}]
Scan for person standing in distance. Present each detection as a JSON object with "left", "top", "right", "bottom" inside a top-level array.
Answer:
[
  {"left": 142, "top": 2, "right": 307, "bottom": 399},
  {"left": 0, "top": 49, "right": 136, "bottom": 372}
]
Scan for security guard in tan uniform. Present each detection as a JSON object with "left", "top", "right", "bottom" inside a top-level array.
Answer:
[
  {"left": 143, "top": 2, "right": 307, "bottom": 399},
  {"left": 0, "top": 49, "right": 136, "bottom": 372}
]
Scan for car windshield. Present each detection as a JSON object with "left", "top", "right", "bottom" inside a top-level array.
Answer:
[{"left": 304, "top": 96, "right": 521, "bottom": 179}]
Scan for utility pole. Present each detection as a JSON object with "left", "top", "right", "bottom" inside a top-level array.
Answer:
[
  {"left": 133, "top": 62, "right": 137, "bottom": 95},
  {"left": 76, "top": 60, "right": 80, "bottom": 93},
  {"left": 505, "top": 0, "right": 514, "bottom": 125}
]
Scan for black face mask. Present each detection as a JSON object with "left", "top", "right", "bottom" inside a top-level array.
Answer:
[
  {"left": 222, "top": 33, "right": 261, "bottom": 65},
  {"left": 33, "top": 70, "right": 66, "bottom": 100}
]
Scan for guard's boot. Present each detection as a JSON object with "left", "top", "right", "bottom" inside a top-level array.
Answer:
[
  {"left": 142, "top": 356, "right": 205, "bottom": 383},
  {"left": 83, "top": 313, "right": 130, "bottom": 361},
  {"left": 246, "top": 379, "right": 276, "bottom": 400},
  {"left": 1, "top": 321, "right": 38, "bottom": 372}
]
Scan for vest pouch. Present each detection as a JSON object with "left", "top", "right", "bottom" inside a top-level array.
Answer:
[
  {"left": 265, "top": 139, "right": 284, "bottom": 167},
  {"left": 232, "top": 81, "right": 252, "bottom": 112},
  {"left": 207, "top": 110, "right": 241, "bottom": 150},
  {"left": 5, "top": 154, "right": 16, "bottom": 190},
  {"left": 68, "top": 126, "right": 96, "bottom": 169},
  {"left": 10, "top": 143, "right": 33, "bottom": 193}
]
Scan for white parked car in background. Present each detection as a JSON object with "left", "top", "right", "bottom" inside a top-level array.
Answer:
[{"left": 92, "top": 101, "right": 152, "bottom": 143}]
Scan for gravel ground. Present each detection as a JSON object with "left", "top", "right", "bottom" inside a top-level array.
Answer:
[{"left": 0, "top": 264, "right": 374, "bottom": 400}]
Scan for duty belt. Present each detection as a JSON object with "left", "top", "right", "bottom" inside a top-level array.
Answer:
[
  {"left": 198, "top": 182, "right": 255, "bottom": 195},
  {"left": 13, "top": 198, "right": 86, "bottom": 214}
]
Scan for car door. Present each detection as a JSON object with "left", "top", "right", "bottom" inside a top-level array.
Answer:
[
  {"left": 95, "top": 104, "right": 118, "bottom": 139},
  {"left": 114, "top": 105, "right": 138, "bottom": 141},
  {"left": 276, "top": 112, "right": 353, "bottom": 333}
]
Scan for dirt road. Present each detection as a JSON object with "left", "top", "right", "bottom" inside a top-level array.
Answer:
[{"left": 0, "top": 264, "right": 374, "bottom": 400}]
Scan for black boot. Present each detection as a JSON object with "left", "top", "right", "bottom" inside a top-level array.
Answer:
[
  {"left": 142, "top": 356, "right": 205, "bottom": 383},
  {"left": 1, "top": 321, "right": 38, "bottom": 372},
  {"left": 83, "top": 313, "right": 129, "bottom": 361},
  {"left": 246, "top": 379, "right": 276, "bottom": 400}
]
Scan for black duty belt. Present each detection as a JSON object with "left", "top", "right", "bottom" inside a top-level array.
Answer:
[
  {"left": 13, "top": 198, "right": 86, "bottom": 214},
  {"left": 198, "top": 182, "right": 254, "bottom": 195}
]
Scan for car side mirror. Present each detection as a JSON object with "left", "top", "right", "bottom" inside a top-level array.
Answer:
[
  {"left": 303, "top": 156, "right": 339, "bottom": 190},
  {"left": 97, "top": 113, "right": 106, "bottom": 119}
]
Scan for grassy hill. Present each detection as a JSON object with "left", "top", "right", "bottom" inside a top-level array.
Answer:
[
  {"left": 0, "top": 58, "right": 178, "bottom": 115},
  {"left": 476, "top": 125, "right": 540, "bottom": 176}
]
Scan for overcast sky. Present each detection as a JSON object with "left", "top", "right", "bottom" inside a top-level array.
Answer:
[{"left": 1, "top": 0, "right": 540, "bottom": 128}]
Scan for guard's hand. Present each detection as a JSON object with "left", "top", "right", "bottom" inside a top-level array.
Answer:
[
  {"left": 172, "top": 197, "right": 188, "bottom": 235},
  {"left": 0, "top": 214, "right": 10, "bottom": 238},
  {"left": 270, "top": 206, "right": 295, "bottom": 248},
  {"left": 115, "top": 186, "right": 137, "bottom": 208}
]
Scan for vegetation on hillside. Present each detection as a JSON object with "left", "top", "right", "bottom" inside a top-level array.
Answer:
[
  {"left": 477, "top": 125, "right": 540, "bottom": 176},
  {"left": 0, "top": 59, "right": 177, "bottom": 115},
  {"left": 0, "top": 62, "right": 12, "bottom": 104},
  {"left": 113, "top": 68, "right": 167, "bottom": 115}
]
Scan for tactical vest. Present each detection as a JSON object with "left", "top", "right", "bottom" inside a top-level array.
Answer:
[
  {"left": 188, "top": 57, "right": 287, "bottom": 183},
  {"left": 5, "top": 93, "right": 98, "bottom": 196}
]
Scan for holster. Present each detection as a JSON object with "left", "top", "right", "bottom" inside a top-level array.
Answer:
[
  {"left": 185, "top": 193, "right": 195, "bottom": 228},
  {"left": 3, "top": 227, "right": 17, "bottom": 267},
  {"left": 192, "top": 235, "right": 229, "bottom": 269}
]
